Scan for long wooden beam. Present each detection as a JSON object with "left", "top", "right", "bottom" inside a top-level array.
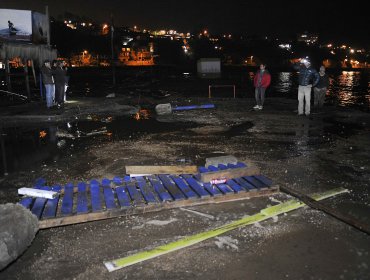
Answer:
[
  {"left": 200, "top": 166, "right": 260, "bottom": 183},
  {"left": 125, "top": 166, "right": 198, "bottom": 175}
]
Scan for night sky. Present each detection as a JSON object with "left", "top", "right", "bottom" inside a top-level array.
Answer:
[{"left": 1, "top": 0, "right": 368, "bottom": 46}]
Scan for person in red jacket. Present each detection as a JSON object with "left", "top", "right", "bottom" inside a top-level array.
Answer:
[{"left": 253, "top": 63, "right": 271, "bottom": 110}]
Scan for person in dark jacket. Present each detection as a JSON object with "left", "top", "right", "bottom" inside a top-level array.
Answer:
[
  {"left": 40, "top": 60, "right": 55, "bottom": 108},
  {"left": 293, "top": 59, "right": 320, "bottom": 116},
  {"left": 54, "top": 61, "right": 67, "bottom": 107},
  {"left": 253, "top": 63, "right": 271, "bottom": 110},
  {"left": 314, "top": 66, "right": 329, "bottom": 109}
]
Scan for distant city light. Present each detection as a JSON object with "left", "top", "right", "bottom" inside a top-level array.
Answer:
[
  {"left": 350, "top": 49, "right": 355, "bottom": 53},
  {"left": 279, "top": 44, "right": 291, "bottom": 50}
]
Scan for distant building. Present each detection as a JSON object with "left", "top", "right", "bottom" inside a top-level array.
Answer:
[{"left": 297, "top": 31, "right": 318, "bottom": 45}]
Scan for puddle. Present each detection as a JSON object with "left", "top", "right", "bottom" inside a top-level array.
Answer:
[
  {"left": 223, "top": 122, "right": 254, "bottom": 137},
  {"left": 0, "top": 113, "right": 199, "bottom": 176},
  {"left": 323, "top": 118, "right": 364, "bottom": 138}
]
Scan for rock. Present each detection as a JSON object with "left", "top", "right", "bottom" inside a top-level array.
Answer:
[{"left": 0, "top": 203, "right": 39, "bottom": 270}]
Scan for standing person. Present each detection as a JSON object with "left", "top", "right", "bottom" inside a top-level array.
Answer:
[
  {"left": 314, "top": 66, "right": 329, "bottom": 109},
  {"left": 40, "top": 60, "right": 55, "bottom": 109},
  {"left": 253, "top": 63, "right": 271, "bottom": 110},
  {"left": 54, "top": 61, "right": 67, "bottom": 108},
  {"left": 293, "top": 58, "right": 319, "bottom": 116}
]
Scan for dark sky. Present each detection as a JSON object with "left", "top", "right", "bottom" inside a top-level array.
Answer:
[{"left": 1, "top": 0, "right": 369, "bottom": 46}]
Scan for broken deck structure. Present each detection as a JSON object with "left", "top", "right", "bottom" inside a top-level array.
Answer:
[{"left": 18, "top": 163, "right": 278, "bottom": 229}]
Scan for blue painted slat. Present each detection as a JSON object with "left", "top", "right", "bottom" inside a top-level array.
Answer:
[
  {"left": 243, "top": 176, "right": 267, "bottom": 190},
  {"left": 76, "top": 182, "right": 89, "bottom": 214},
  {"left": 233, "top": 178, "right": 257, "bottom": 192},
  {"left": 208, "top": 165, "right": 219, "bottom": 172},
  {"left": 217, "top": 164, "right": 228, "bottom": 170},
  {"left": 61, "top": 183, "right": 74, "bottom": 215},
  {"left": 42, "top": 185, "right": 62, "bottom": 219},
  {"left": 135, "top": 177, "right": 157, "bottom": 204},
  {"left": 31, "top": 186, "right": 49, "bottom": 219},
  {"left": 158, "top": 175, "right": 186, "bottom": 201},
  {"left": 181, "top": 175, "right": 210, "bottom": 198},
  {"left": 170, "top": 175, "right": 198, "bottom": 199},
  {"left": 90, "top": 180, "right": 102, "bottom": 212},
  {"left": 19, "top": 197, "right": 34, "bottom": 209},
  {"left": 113, "top": 176, "right": 123, "bottom": 185},
  {"left": 116, "top": 186, "right": 131, "bottom": 207},
  {"left": 235, "top": 162, "right": 247, "bottom": 168},
  {"left": 103, "top": 185, "right": 117, "bottom": 209},
  {"left": 202, "top": 182, "right": 223, "bottom": 196},
  {"left": 198, "top": 166, "right": 209, "bottom": 173},
  {"left": 126, "top": 182, "right": 145, "bottom": 205},
  {"left": 148, "top": 177, "right": 173, "bottom": 202},
  {"left": 225, "top": 179, "right": 245, "bottom": 193},
  {"left": 34, "top": 178, "right": 46, "bottom": 187},
  {"left": 227, "top": 163, "right": 238, "bottom": 169},
  {"left": 215, "top": 183, "right": 234, "bottom": 195},
  {"left": 254, "top": 175, "right": 273, "bottom": 187}
]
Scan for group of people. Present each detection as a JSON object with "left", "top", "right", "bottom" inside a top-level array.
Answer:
[
  {"left": 252, "top": 59, "right": 329, "bottom": 116},
  {"left": 40, "top": 60, "right": 69, "bottom": 109}
]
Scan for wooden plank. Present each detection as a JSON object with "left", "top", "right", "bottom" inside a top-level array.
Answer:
[
  {"left": 233, "top": 178, "right": 257, "bottom": 192},
  {"left": 76, "top": 182, "right": 89, "bottom": 214},
  {"left": 255, "top": 175, "right": 273, "bottom": 187},
  {"left": 198, "top": 167, "right": 209, "bottom": 173},
  {"left": 202, "top": 182, "right": 223, "bottom": 197},
  {"left": 126, "top": 182, "right": 145, "bottom": 205},
  {"left": 90, "top": 180, "right": 102, "bottom": 212},
  {"left": 243, "top": 176, "right": 268, "bottom": 190},
  {"left": 135, "top": 177, "right": 157, "bottom": 204},
  {"left": 148, "top": 176, "right": 173, "bottom": 202},
  {"left": 42, "top": 185, "right": 62, "bottom": 219},
  {"left": 200, "top": 165, "right": 260, "bottom": 183},
  {"left": 18, "top": 197, "right": 34, "bottom": 209},
  {"left": 207, "top": 165, "right": 219, "bottom": 172},
  {"left": 125, "top": 165, "right": 198, "bottom": 175},
  {"left": 102, "top": 178, "right": 117, "bottom": 209},
  {"left": 31, "top": 186, "right": 49, "bottom": 219},
  {"left": 39, "top": 188, "right": 279, "bottom": 229},
  {"left": 215, "top": 183, "right": 234, "bottom": 195},
  {"left": 205, "top": 155, "right": 238, "bottom": 167},
  {"left": 181, "top": 175, "right": 210, "bottom": 198},
  {"left": 170, "top": 175, "right": 198, "bottom": 199},
  {"left": 217, "top": 164, "right": 228, "bottom": 170},
  {"left": 225, "top": 179, "right": 245, "bottom": 193},
  {"left": 158, "top": 174, "right": 186, "bottom": 201},
  {"left": 18, "top": 187, "right": 58, "bottom": 199},
  {"left": 34, "top": 178, "right": 46, "bottom": 187},
  {"left": 61, "top": 183, "right": 74, "bottom": 215},
  {"left": 116, "top": 186, "right": 131, "bottom": 208}
]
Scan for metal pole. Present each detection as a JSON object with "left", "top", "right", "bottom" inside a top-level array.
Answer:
[
  {"left": 24, "top": 59, "right": 31, "bottom": 99},
  {"left": 111, "top": 15, "right": 116, "bottom": 86}
]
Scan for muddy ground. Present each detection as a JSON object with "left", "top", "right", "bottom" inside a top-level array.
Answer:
[{"left": 0, "top": 95, "right": 369, "bottom": 280}]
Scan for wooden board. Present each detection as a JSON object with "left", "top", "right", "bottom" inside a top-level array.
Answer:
[
  {"left": 125, "top": 165, "right": 198, "bottom": 175},
  {"left": 200, "top": 165, "right": 260, "bottom": 183}
]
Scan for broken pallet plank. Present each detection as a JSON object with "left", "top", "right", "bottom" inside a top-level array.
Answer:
[
  {"left": 200, "top": 165, "right": 260, "bottom": 183},
  {"left": 18, "top": 187, "right": 58, "bottom": 199},
  {"left": 125, "top": 165, "right": 198, "bottom": 175}
]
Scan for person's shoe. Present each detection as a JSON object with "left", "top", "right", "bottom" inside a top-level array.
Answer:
[
  {"left": 253, "top": 105, "right": 259, "bottom": 110},
  {"left": 298, "top": 113, "right": 304, "bottom": 116},
  {"left": 258, "top": 105, "right": 263, "bottom": 110}
]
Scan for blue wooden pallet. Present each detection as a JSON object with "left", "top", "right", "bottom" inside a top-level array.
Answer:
[{"left": 18, "top": 165, "right": 277, "bottom": 229}]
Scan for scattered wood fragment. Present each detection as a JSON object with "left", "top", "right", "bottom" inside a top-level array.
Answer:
[{"left": 180, "top": 207, "right": 215, "bottom": 220}]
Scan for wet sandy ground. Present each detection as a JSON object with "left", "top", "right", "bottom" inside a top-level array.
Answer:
[{"left": 0, "top": 96, "right": 369, "bottom": 279}]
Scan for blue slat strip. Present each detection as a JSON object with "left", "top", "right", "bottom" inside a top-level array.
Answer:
[
  {"left": 202, "top": 182, "right": 223, "bottom": 196},
  {"left": 243, "top": 176, "right": 267, "bottom": 190},
  {"left": 31, "top": 186, "right": 49, "bottom": 219},
  {"left": 126, "top": 182, "right": 145, "bottom": 205},
  {"left": 148, "top": 176, "right": 173, "bottom": 202},
  {"left": 207, "top": 165, "right": 219, "bottom": 172},
  {"left": 198, "top": 166, "right": 209, "bottom": 173},
  {"left": 19, "top": 197, "right": 34, "bottom": 209},
  {"left": 42, "top": 185, "right": 62, "bottom": 219},
  {"left": 34, "top": 178, "right": 46, "bottom": 187},
  {"left": 181, "top": 175, "right": 210, "bottom": 198},
  {"left": 233, "top": 178, "right": 257, "bottom": 192},
  {"left": 158, "top": 175, "right": 186, "bottom": 201},
  {"left": 217, "top": 164, "right": 228, "bottom": 170},
  {"left": 113, "top": 176, "right": 123, "bottom": 185},
  {"left": 116, "top": 186, "right": 131, "bottom": 207},
  {"left": 76, "top": 182, "right": 89, "bottom": 214},
  {"left": 170, "top": 175, "right": 198, "bottom": 199},
  {"left": 61, "top": 183, "right": 74, "bottom": 215},
  {"left": 103, "top": 186, "right": 117, "bottom": 209},
  {"left": 90, "top": 180, "right": 102, "bottom": 212},
  {"left": 135, "top": 177, "right": 157, "bottom": 204},
  {"left": 254, "top": 175, "right": 273, "bottom": 187},
  {"left": 215, "top": 183, "right": 234, "bottom": 194},
  {"left": 225, "top": 179, "right": 245, "bottom": 193}
]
